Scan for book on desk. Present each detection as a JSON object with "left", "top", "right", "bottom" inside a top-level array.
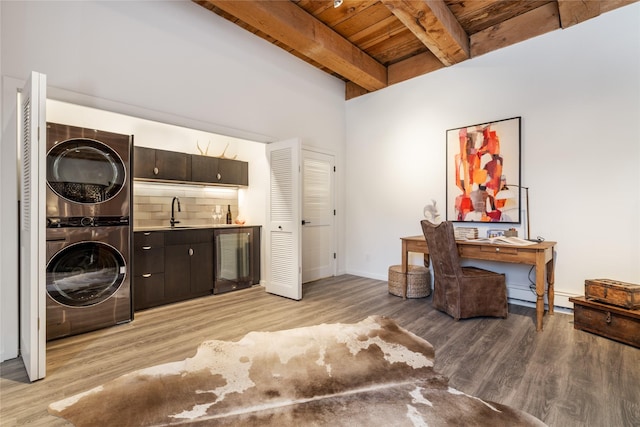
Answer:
[{"left": 462, "top": 236, "right": 537, "bottom": 246}]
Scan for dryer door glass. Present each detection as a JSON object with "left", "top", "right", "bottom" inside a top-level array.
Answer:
[
  {"left": 46, "top": 241, "right": 126, "bottom": 307},
  {"left": 47, "top": 138, "right": 126, "bottom": 204}
]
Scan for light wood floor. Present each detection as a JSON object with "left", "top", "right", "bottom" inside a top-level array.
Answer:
[{"left": 1, "top": 275, "right": 639, "bottom": 426}]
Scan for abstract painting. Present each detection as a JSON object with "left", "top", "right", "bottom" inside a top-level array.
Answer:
[{"left": 446, "top": 117, "right": 521, "bottom": 223}]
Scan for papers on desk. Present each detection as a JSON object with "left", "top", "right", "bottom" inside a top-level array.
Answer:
[{"left": 467, "top": 236, "right": 537, "bottom": 246}]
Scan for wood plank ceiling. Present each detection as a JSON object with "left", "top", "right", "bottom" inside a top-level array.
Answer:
[{"left": 194, "top": 0, "right": 637, "bottom": 99}]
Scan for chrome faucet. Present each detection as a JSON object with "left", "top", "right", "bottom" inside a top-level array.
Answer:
[{"left": 170, "top": 197, "right": 181, "bottom": 227}]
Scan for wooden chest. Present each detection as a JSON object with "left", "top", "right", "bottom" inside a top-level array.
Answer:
[
  {"left": 570, "top": 296, "right": 640, "bottom": 348},
  {"left": 584, "top": 279, "right": 640, "bottom": 309}
]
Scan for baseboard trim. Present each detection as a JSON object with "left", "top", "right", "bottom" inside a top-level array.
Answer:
[{"left": 507, "top": 282, "right": 578, "bottom": 312}]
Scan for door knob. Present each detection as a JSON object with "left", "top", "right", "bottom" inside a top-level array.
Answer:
[
  {"left": 153, "top": 167, "right": 159, "bottom": 175},
  {"left": 189, "top": 248, "right": 194, "bottom": 256}
]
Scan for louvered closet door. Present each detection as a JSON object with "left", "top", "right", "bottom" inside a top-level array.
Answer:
[
  {"left": 19, "top": 71, "right": 47, "bottom": 381},
  {"left": 265, "top": 138, "right": 301, "bottom": 300}
]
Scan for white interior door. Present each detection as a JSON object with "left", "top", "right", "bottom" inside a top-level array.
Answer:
[
  {"left": 19, "top": 71, "right": 47, "bottom": 381},
  {"left": 265, "top": 138, "right": 302, "bottom": 300},
  {"left": 302, "top": 149, "right": 335, "bottom": 283}
]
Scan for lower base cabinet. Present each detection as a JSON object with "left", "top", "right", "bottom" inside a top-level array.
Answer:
[
  {"left": 134, "top": 229, "right": 214, "bottom": 311},
  {"left": 134, "top": 273, "right": 165, "bottom": 311},
  {"left": 164, "top": 241, "right": 214, "bottom": 300},
  {"left": 133, "top": 232, "right": 165, "bottom": 311},
  {"left": 133, "top": 227, "right": 258, "bottom": 311}
]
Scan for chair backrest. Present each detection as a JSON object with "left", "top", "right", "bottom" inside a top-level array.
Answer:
[{"left": 420, "top": 220, "right": 463, "bottom": 279}]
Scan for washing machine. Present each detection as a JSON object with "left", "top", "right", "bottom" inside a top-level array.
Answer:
[
  {"left": 46, "top": 122, "right": 132, "bottom": 218},
  {"left": 46, "top": 223, "right": 131, "bottom": 340},
  {"left": 45, "top": 122, "right": 133, "bottom": 340}
]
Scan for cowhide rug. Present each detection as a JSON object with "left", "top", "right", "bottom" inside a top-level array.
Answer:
[{"left": 49, "top": 316, "right": 546, "bottom": 426}]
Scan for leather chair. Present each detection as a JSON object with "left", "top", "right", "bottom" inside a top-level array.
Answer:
[{"left": 420, "top": 220, "right": 508, "bottom": 320}]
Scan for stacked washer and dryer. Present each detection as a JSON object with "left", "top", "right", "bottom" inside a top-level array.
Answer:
[{"left": 45, "top": 123, "right": 133, "bottom": 341}]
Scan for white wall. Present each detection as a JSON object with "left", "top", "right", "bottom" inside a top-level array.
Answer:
[
  {"left": 0, "top": 1, "right": 346, "bottom": 362},
  {"left": 345, "top": 4, "right": 640, "bottom": 307}
]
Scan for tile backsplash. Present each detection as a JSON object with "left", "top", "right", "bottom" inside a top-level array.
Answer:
[{"left": 133, "top": 181, "right": 238, "bottom": 229}]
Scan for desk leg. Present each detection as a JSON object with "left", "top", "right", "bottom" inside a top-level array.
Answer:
[
  {"left": 546, "top": 250, "right": 555, "bottom": 315},
  {"left": 401, "top": 241, "right": 408, "bottom": 299},
  {"left": 535, "top": 252, "right": 546, "bottom": 332}
]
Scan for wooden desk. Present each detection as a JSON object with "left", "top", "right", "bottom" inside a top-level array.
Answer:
[{"left": 400, "top": 236, "right": 556, "bottom": 332}]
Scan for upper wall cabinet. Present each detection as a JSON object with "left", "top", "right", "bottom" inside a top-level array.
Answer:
[
  {"left": 134, "top": 147, "right": 191, "bottom": 182},
  {"left": 134, "top": 146, "right": 248, "bottom": 186},
  {"left": 191, "top": 155, "right": 248, "bottom": 186}
]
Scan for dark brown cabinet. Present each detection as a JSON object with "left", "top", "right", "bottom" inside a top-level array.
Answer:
[
  {"left": 133, "top": 227, "right": 258, "bottom": 311},
  {"left": 163, "top": 244, "right": 193, "bottom": 301},
  {"left": 191, "top": 155, "right": 219, "bottom": 183},
  {"left": 191, "top": 155, "right": 248, "bottom": 185},
  {"left": 190, "top": 242, "right": 215, "bottom": 294},
  {"left": 133, "top": 146, "right": 247, "bottom": 186},
  {"left": 134, "top": 229, "right": 214, "bottom": 311},
  {"left": 133, "top": 231, "right": 166, "bottom": 311},
  {"left": 134, "top": 146, "right": 191, "bottom": 181},
  {"left": 218, "top": 158, "right": 248, "bottom": 186},
  {"left": 164, "top": 229, "right": 214, "bottom": 301}
]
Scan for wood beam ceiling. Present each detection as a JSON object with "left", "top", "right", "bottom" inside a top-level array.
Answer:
[
  {"left": 200, "top": 0, "right": 388, "bottom": 92},
  {"left": 195, "top": 0, "right": 638, "bottom": 100},
  {"left": 381, "top": 0, "right": 469, "bottom": 66}
]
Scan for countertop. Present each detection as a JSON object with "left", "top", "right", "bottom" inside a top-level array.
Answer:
[{"left": 134, "top": 224, "right": 259, "bottom": 232}]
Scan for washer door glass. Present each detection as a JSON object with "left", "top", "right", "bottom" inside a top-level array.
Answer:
[
  {"left": 47, "top": 242, "right": 126, "bottom": 307},
  {"left": 47, "top": 138, "right": 126, "bottom": 204}
]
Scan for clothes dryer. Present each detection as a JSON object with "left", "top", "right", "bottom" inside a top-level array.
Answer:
[
  {"left": 46, "top": 123, "right": 132, "bottom": 218},
  {"left": 46, "top": 223, "right": 131, "bottom": 340}
]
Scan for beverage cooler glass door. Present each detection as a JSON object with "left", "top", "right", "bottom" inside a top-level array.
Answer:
[{"left": 214, "top": 228, "right": 254, "bottom": 294}]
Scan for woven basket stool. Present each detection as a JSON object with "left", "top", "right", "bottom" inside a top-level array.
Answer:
[{"left": 388, "top": 265, "right": 431, "bottom": 298}]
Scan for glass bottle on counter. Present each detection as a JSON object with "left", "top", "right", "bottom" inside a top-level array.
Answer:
[{"left": 226, "top": 205, "right": 232, "bottom": 224}]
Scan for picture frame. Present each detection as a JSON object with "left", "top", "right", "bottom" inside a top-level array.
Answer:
[
  {"left": 486, "top": 228, "right": 505, "bottom": 238},
  {"left": 446, "top": 116, "right": 521, "bottom": 223}
]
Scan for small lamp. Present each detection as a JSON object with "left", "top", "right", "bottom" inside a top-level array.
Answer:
[{"left": 495, "top": 183, "right": 530, "bottom": 240}]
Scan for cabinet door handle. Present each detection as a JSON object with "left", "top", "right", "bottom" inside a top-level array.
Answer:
[
  {"left": 217, "top": 173, "right": 221, "bottom": 180},
  {"left": 144, "top": 232, "right": 151, "bottom": 236},
  {"left": 142, "top": 246, "right": 151, "bottom": 250},
  {"left": 189, "top": 248, "right": 194, "bottom": 256},
  {"left": 142, "top": 273, "right": 152, "bottom": 278},
  {"left": 153, "top": 167, "right": 159, "bottom": 175}
]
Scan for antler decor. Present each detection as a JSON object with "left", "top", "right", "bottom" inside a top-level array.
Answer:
[
  {"left": 196, "top": 140, "right": 238, "bottom": 160},
  {"left": 218, "top": 142, "right": 237, "bottom": 160},
  {"left": 196, "top": 140, "right": 210, "bottom": 156}
]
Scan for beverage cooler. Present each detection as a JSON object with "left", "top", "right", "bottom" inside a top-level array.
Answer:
[{"left": 213, "top": 226, "right": 261, "bottom": 294}]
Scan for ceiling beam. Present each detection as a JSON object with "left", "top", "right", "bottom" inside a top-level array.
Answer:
[
  {"left": 381, "top": 0, "right": 469, "bottom": 66},
  {"left": 345, "top": 82, "right": 369, "bottom": 101},
  {"left": 557, "top": 0, "right": 601, "bottom": 28},
  {"left": 199, "top": 0, "right": 387, "bottom": 92},
  {"left": 470, "top": 2, "right": 560, "bottom": 58},
  {"left": 388, "top": 51, "right": 444, "bottom": 86},
  {"left": 556, "top": 0, "right": 638, "bottom": 28}
]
